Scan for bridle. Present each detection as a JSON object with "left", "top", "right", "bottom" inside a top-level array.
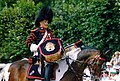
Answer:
[
  {"left": 86, "top": 55, "right": 106, "bottom": 80},
  {"left": 66, "top": 54, "right": 106, "bottom": 81}
]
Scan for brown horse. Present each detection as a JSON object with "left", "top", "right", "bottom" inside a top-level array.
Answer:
[
  {"left": 60, "top": 48, "right": 107, "bottom": 81},
  {"left": 8, "top": 47, "right": 107, "bottom": 81}
]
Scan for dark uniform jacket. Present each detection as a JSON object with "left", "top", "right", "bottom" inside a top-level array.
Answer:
[{"left": 26, "top": 28, "right": 53, "bottom": 48}]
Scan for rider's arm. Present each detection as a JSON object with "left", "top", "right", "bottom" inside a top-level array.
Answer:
[{"left": 26, "top": 28, "right": 38, "bottom": 48}]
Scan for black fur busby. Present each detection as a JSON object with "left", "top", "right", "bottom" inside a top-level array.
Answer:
[{"left": 35, "top": 6, "right": 53, "bottom": 27}]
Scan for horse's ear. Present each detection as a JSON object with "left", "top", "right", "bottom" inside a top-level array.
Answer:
[
  {"left": 103, "top": 49, "right": 112, "bottom": 55},
  {"left": 100, "top": 48, "right": 112, "bottom": 61},
  {"left": 100, "top": 47, "right": 112, "bottom": 55}
]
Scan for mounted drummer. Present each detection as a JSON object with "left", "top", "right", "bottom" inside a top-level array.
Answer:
[{"left": 26, "top": 6, "right": 58, "bottom": 80}]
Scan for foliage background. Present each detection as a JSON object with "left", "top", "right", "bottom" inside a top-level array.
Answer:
[{"left": 0, "top": 0, "right": 120, "bottom": 62}]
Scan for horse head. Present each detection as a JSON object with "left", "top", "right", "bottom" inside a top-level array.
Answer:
[
  {"left": 78, "top": 48, "right": 103, "bottom": 80},
  {"left": 86, "top": 54, "right": 105, "bottom": 80},
  {"left": 61, "top": 47, "right": 103, "bottom": 81},
  {"left": 84, "top": 48, "right": 111, "bottom": 80}
]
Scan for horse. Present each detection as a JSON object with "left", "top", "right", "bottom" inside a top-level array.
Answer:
[
  {"left": 60, "top": 47, "right": 108, "bottom": 81},
  {"left": 7, "top": 46, "right": 108, "bottom": 81}
]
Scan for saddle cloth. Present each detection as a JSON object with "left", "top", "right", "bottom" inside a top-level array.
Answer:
[
  {"left": 27, "top": 64, "right": 44, "bottom": 80},
  {"left": 27, "top": 64, "right": 57, "bottom": 80}
]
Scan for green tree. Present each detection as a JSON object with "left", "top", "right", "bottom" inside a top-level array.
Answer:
[
  {"left": 51, "top": 0, "right": 120, "bottom": 52},
  {"left": 0, "top": 0, "right": 119, "bottom": 62},
  {"left": 0, "top": 0, "right": 42, "bottom": 62}
]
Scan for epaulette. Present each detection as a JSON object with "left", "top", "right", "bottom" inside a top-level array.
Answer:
[{"left": 31, "top": 28, "right": 39, "bottom": 33}]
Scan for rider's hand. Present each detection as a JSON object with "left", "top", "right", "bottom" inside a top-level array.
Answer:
[{"left": 30, "top": 44, "right": 38, "bottom": 52}]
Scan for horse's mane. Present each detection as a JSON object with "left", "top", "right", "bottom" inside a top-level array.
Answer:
[{"left": 77, "top": 47, "right": 100, "bottom": 61}]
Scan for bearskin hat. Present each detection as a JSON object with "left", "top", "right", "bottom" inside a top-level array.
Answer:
[{"left": 35, "top": 6, "right": 53, "bottom": 27}]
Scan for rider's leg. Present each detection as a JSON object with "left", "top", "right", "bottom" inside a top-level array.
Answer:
[{"left": 44, "top": 63, "right": 53, "bottom": 81}]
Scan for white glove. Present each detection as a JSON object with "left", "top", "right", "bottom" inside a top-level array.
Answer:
[{"left": 30, "top": 44, "right": 38, "bottom": 52}]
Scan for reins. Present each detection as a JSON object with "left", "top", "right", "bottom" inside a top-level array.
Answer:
[{"left": 65, "top": 57, "right": 84, "bottom": 81}]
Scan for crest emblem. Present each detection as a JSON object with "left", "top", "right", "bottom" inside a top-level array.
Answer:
[{"left": 45, "top": 42, "right": 55, "bottom": 52}]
